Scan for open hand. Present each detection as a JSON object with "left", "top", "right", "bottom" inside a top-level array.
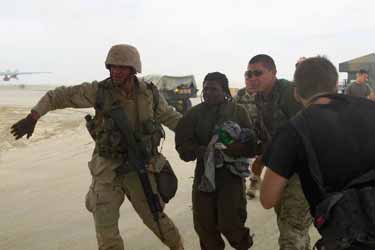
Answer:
[{"left": 10, "top": 112, "right": 39, "bottom": 140}]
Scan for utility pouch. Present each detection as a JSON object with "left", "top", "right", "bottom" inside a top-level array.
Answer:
[
  {"left": 85, "top": 114, "right": 96, "bottom": 140},
  {"left": 155, "top": 161, "right": 178, "bottom": 203},
  {"left": 142, "top": 119, "right": 165, "bottom": 155},
  {"left": 95, "top": 117, "right": 128, "bottom": 159}
]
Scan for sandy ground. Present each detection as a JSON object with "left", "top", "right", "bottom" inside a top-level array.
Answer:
[{"left": 0, "top": 85, "right": 318, "bottom": 250}]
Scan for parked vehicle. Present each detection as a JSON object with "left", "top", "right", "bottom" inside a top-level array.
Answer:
[{"left": 144, "top": 74, "right": 198, "bottom": 114}]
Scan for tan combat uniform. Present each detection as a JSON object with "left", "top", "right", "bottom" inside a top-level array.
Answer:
[{"left": 32, "top": 76, "right": 183, "bottom": 250}]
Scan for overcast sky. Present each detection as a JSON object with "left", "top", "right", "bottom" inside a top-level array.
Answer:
[{"left": 1, "top": 0, "right": 374, "bottom": 88}]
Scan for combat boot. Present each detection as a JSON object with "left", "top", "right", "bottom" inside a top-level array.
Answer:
[
  {"left": 170, "top": 242, "right": 184, "bottom": 250},
  {"left": 169, "top": 239, "right": 185, "bottom": 250},
  {"left": 246, "top": 175, "right": 261, "bottom": 199}
]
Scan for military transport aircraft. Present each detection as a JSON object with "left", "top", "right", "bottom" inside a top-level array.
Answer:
[{"left": 0, "top": 70, "right": 51, "bottom": 81}]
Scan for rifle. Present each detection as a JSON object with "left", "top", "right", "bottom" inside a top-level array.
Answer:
[{"left": 109, "top": 104, "right": 164, "bottom": 241}]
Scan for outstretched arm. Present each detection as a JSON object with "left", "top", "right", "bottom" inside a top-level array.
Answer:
[
  {"left": 10, "top": 81, "right": 99, "bottom": 140},
  {"left": 32, "top": 81, "right": 98, "bottom": 117}
]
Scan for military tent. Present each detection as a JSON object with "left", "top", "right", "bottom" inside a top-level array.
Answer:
[{"left": 339, "top": 53, "right": 375, "bottom": 88}]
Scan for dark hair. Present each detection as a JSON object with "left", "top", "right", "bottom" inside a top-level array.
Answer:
[
  {"left": 294, "top": 56, "right": 338, "bottom": 99},
  {"left": 248, "top": 54, "right": 276, "bottom": 71},
  {"left": 359, "top": 69, "right": 369, "bottom": 75},
  {"left": 203, "top": 72, "right": 232, "bottom": 100},
  {"left": 295, "top": 57, "right": 307, "bottom": 68}
]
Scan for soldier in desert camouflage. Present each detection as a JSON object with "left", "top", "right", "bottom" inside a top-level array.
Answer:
[{"left": 11, "top": 44, "right": 184, "bottom": 250}]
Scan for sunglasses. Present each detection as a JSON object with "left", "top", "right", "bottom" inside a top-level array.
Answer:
[{"left": 245, "top": 70, "right": 264, "bottom": 78}]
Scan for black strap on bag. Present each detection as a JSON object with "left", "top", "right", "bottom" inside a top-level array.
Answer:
[
  {"left": 290, "top": 101, "right": 375, "bottom": 250},
  {"left": 290, "top": 111, "right": 327, "bottom": 196}
]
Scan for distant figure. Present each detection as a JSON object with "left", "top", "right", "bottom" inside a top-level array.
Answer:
[
  {"left": 261, "top": 56, "right": 375, "bottom": 250},
  {"left": 175, "top": 72, "right": 257, "bottom": 250},
  {"left": 345, "top": 69, "right": 373, "bottom": 99}
]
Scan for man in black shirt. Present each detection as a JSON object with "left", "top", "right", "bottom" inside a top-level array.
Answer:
[{"left": 260, "top": 56, "right": 375, "bottom": 250}]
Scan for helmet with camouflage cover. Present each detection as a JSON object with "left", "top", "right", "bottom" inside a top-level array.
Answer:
[{"left": 105, "top": 44, "right": 142, "bottom": 73}]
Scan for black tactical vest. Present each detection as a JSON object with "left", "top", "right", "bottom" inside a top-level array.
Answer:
[{"left": 90, "top": 78, "right": 163, "bottom": 159}]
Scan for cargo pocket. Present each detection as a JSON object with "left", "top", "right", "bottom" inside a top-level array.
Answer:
[
  {"left": 85, "top": 182, "right": 124, "bottom": 211},
  {"left": 88, "top": 154, "right": 117, "bottom": 183},
  {"left": 85, "top": 187, "right": 97, "bottom": 213},
  {"left": 88, "top": 156, "right": 107, "bottom": 176},
  {"left": 93, "top": 184, "right": 125, "bottom": 227}
]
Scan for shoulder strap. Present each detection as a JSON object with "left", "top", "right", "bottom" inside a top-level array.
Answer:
[
  {"left": 95, "top": 84, "right": 105, "bottom": 111},
  {"left": 290, "top": 112, "right": 327, "bottom": 196},
  {"left": 95, "top": 78, "right": 112, "bottom": 112},
  {"left": 145, "top": 81, "right": 160, "bottom": 113}
]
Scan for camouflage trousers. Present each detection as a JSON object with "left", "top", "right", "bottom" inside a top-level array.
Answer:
[
  {"left": 274, "top": 175, "right": 313, "bottom": 250},
  {"left": 85, "top": 155, "right": 183, "bottom": 250}
]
